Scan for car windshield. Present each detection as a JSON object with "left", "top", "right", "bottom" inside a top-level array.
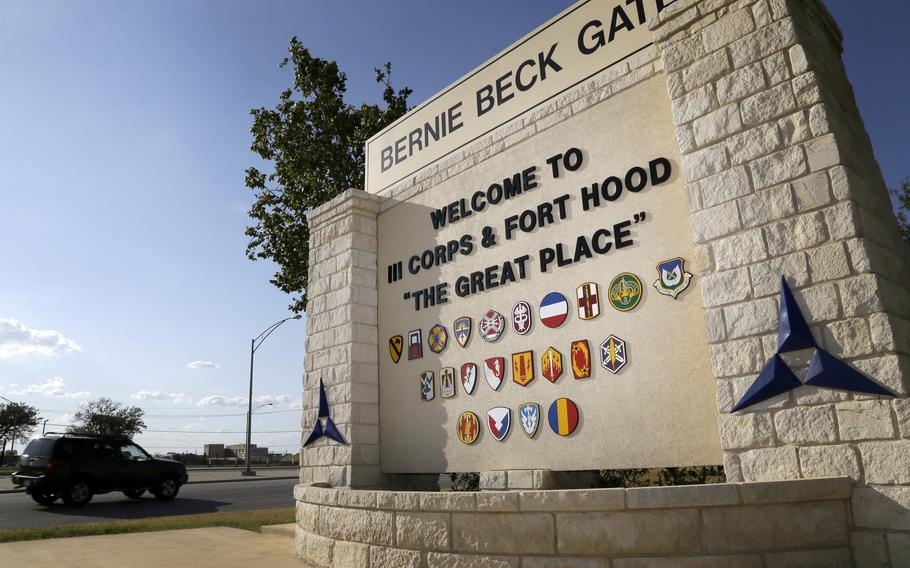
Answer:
[
  {"left": 22, "top": 439, "right": 55, "bottom": 458},
  {"left": 119, "top": 443, "right": 150, "bottom": 461}
]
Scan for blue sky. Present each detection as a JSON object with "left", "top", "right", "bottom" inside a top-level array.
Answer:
[{"left": 0, "top": 1, "right": 907, "bottom": 454}]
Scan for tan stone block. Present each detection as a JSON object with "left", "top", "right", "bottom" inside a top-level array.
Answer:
[
  {"left": 739, "top": 477, "right": 851, "bottom": 504},
  {"left": 700, "top": 268, "right": 752, "bottom": 308},
  {"left": 859, "top": 441, "right": 910, "bottom": 484},
  {"left": 683, "top": 49, "right": 731, "bottom": 92},
  {"left": 723, "top": 297, "right": 779, "bottom": 339},
  {"left": 749, "top": 145, "right": 808, "bottom": 191},
  {"left": 710, "top": 338, "right": 765, "bottom": 378},
  {"left": 682, "top": 141, "right": 728, "bottom": 182},
  {"left": 297, "top": 502, "right": 320, "bottom": 532},
  {"left": 717, "top": 412, "right": 773, "bottom": 450},
  {"left": 336, "top": 489, "right": 377, "bottom": 508},
  {"left": 726, "top": 123, "right": 782, "bottom": 166},
  {"left": 693, "top": 103, "right": 742, "bottom": 147},
  {"left": 396, "top": 512, "right": 450, "bottom": 551},
  {"left": 799, "top": 445, "right": 861, "bottom": 482},
  {"left": 749, "top": 252, "right": 809, "bottom": 297},
  {"left": 836, "top": 401, "right": 896, "bottom": 441},
  {"left": 729, "top": 18, "right": 797, "bottom": 68},
  {"left": 738, "top": 183, "right": 794, "bottom": 228},
  {"left": 792, "top": 171, "right": 831, "bottom": 212},
  {"left": 763, "top": 211, "right": 827, "bottom": 257},
  {"left": 739, "top": 447, "right": 800, "bottom": 481},
  {"left": 426, "top": 552, "right": 519, "bottom": 568},
  {"left": 700, "top": 166, "right": 753, "bottom": 208},
  {"left": 523, "top": 559, "right": 609, "bottom": 568},
  {"left": 692, "top": 201, "right": 741, "bottom": 243},
  {"left": 741, "top": 82, "right": 797, "bottom": 126},
  {"left": 773, "top": 405, "right": 838, "bottom": 445},
  {"left": 556, "top": 510, "right": 699, "bottom": 555},
  {"left": 703, "top": 501, "right": 848, "bottom": 553},
  {"left": 369, "top": 545, "right": 421, "bottom": 568},
  {"left": 475, "top": 491, "right": 519, "bottom": 512},
  {"left": 519, "top": 488, "right": 624, "bottom": 512},
  {"left": 672, "top": 83, "right": 717, "bottom": 125},
  {"left": 895, "top": 399, "right": 910, "bottom": 438},
  {"left": 478, "top": 471, "right": 507, "bottom": 490},
  {"left": 298, "top": 530, "right": 335, "bottom": 567},
  {"left": 763, "top": 548, "right": 851, "bottom": 567},
  {"left": 420, "top": 492, "right": 475, "bottom": 512},
  {"left": 791, "top": 282, "right": 841, "bottom": 323},
  {"left": 626, "top": 483, "right": 740, "bottom": 509},
  {"left": 717, "top": 63, "right": 767, "bottom": 105},
  {"left": 805, "top": 133, "right": 841, "bottom": 172},
  {"left": 318, "top": 505, "right": 394, "bottom": 546},
  {"left": 452, "top": 513, "right": 553, "bottom": 554},
  {"left": 713, "top": 229, "right": 767, "bottom": 271},
  {"left": 851, "top": 485, "right": 910, "bottom": 530},
  {"left": 332, "top": 540, "right": 369, "bottom": 568},
  {"left": 702, "top": 8, "right": 756, "bottom": 52},
  {"left": 614, "top": 556, "right": 761, "bottom": 568},
  {"left": 850, "top": 531, "right": 889, "bottom": 568}
]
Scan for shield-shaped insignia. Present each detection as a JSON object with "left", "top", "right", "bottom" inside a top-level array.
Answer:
[
  {"left": 518, "top": 402, "right": 540, "bottom": 438},
  {"left": 457, "top": 411, "right": 480, "bottom": 444},
  {"left": 487, "top": 407, "right": 511, "bottom": 441},
  {"left": 600, "top": 335, "right": 628, "bottom": 374},
  {"left": 483, "top": 357, "right": 505, "bottom": 391},
  {"left": 512, "top": 351, "right": 535, "bottom": 386},
  {"left": 571, "top": 340, "right": 591, "bottom": 379},
  {"left": 539, "top": 292, "right": 569, "bottom": 328},
  {"left": 408, "top": 329, "right": 423, "bottom": 360},
  {"left": 389, "top": 335, "right": 403, "bottom": 363},
  {"left": 454, "top": 317, "right": 472, "bottom": 348},
  {"left": 547, "top": 397, "right": 579, "bottom": 436},
  {"left": 479, "top": 310, "right": 505, "bottom": 342},
  {"left": 576, "top": 282, "right": 601, "bottom": 320},
  {"left": 609, "top": 272, "right": 643, "bottom": 312},
  {"left": 419, "top": 371, "right": 435, "bottom": 400},
  {"left": 428, "top": 324, "right": 448, "bottom": 353},
  {"left": 512, "top": 301, "right": 532, "bottom": 335},
  {"left": 653, "top": 257, "right": 693, "bottom": 299},
  {"left": 541, "top": 347, "right": 563, "bottom": 382},
  {"left": 440, "top": 367, "right": 456, "bottom": 398},
  {"left": 461, "top": 363, "right": 477, "bottom": 395}
]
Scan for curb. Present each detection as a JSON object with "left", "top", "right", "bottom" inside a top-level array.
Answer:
[{"left": 0, "top": 475, "right": 299, "bottom": 495}]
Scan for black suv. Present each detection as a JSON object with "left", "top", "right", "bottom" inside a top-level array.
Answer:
[{"left": 11, "top": 434, "right": 188, "bottom": 508}]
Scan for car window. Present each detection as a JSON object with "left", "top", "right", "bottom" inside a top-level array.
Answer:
[
  {"left": 23, "top": 439, "right": 55, "bottom": 458},
  {"left": 56, "top": 441, "right": 82, "bottom": 460},
  {"left": 90, "top": 442, "right": 119, "bottom": 462},
  {"left": 119, "top": 443, "right": 150, "bottom": 461}
]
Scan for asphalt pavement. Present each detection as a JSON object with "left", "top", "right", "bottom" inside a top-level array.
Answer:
[{"left": 0, "top": 478, "right": 298, "bottom": 530}]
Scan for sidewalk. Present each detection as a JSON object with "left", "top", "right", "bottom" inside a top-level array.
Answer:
[
  {"left": 0, "top": 467, "right": 298, "bottom": 493},
  {"left": 0, "top": 527, "right": 306, "bottom": 568}
]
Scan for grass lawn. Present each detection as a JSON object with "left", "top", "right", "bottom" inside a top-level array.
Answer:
[{"left": 0, "top": 508, "right": 294, "bottom": 544}]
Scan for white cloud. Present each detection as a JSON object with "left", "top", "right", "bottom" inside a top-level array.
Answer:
[
  {"left": 0, "top": 318, "right": 81, "bottom": 358},
  {"left": 187, "top": 360, "right": 219, "bottom": 370},
  {"left": 196, "top": 395, "right": 246, "bottom": 407},
  {"left": 195, "top": 394, "right": 297, "bottom": 408},
  {"left": 9, "top": 377, "right": 90, "bottom": 399},
  {"left": 130, "top": 390, "right": 185, "bottom": 402}
]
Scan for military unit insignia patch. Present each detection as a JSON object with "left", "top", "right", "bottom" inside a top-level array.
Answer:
[
  {"left": 609, "top": 272, "right": 643, "bottom": 312},
  {"left": 539, "top": 292, "right": 569, "bottom": 328},
  {"left": 454, "top": 317, "right": 472, "bottom": 348},
  {"left": 487, "top": 407, "right": 511, "bottom": 441},
  {"left": 440, "top": 367, "right": 456, "bottom": 398},
  {"left": 548, "top": 398, "right": 579, "bottom": 436},
  {"left": 512, "top": 350, "right": 535, "bottom": 386},
  {"left": 408, "top": 330, "right": 423, "bottom": 360},
  {"left": 457, "top": 411, "right": 480, "bottom": 444},
  {"left": 576, "top": 282, "right": 601, "bottom": 320},
  {"left": 518, "top": 403, "right": 540, "bottom": 438},
  {"left": 479, "top": 309, "right": 506, "bottom": 342},
  {"left": 483, "top": 357, "right": 505, "bottom": 390},
  {"left": 541, "top": 346, "right": 563, "bottom": 383},
  {"left": 428, "top": 324, "right": 448, "bottom": 353},
  {"left": 420, "top": 371, "right": 435, "bottom": 401},
  {"left": 653, "top": 257, "right": 693, "bottom": 299},
  {"left": 461, "top": 363, "right": 477, "bottom": 395},
  {"left": 389, "top": 335, "right": 403, "bottom": 363},
  {"left": 600, "top": 335, "right": 627, "bottom": 374},
  {"left": 512, "top": 301, "right": 533, "bottom": 335},
  {"left": 571, "top": 340, "right": 591, "bottom": 379}
]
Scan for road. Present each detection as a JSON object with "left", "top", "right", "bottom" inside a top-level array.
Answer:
[{"left": 0, "top": 478, "right": 297, "bottom": 530}]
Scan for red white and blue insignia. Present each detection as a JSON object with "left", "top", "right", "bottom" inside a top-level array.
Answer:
[
  {"left": 511, "top": 301, "right": 532, "bottom": 335},
  {"left": 420, "top": 371, "right": 435, "bottom": 401},
  {"left": 539, "top": 292, "right": 569, "bottom": 328},
  {"left": 408, "top": 329, "right": 423, "bottom": 360},
  {"left": 576, "top": 282, "right": 601, "bottom": 320},
  {"left": 428, "top": 324, "right": 448, "bottom": 353},
  {"left": 454, "top": 317, "right": 472, "bottom": 348},
  {"left": 483, "top": 357, "right": 505, "bottom": 391},
  {"left": 461, "top": 363, "right": 477, "bottom": 395},
  {"left": 653, "top": 257, "right": 693, "bottom": 299},
  {"left": 487, "top": 407, "right": 511, "bottom": 441},
  {"left": 479, "top": 310, "right": 505, "bottom": 343},
  {"left": 518, "top": 402, "right": 540, "bottom": 438},
  {"left": 440, "top": 367, "right": 456, "bottom": 398},
  {"left": 600, "top": 335, "right": 628, "bottom": 374}
]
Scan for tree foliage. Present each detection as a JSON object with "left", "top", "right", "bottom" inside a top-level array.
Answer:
[
  {"left": 891, "top": 177, "right": 910, "bottom": 244},
  {"left": 68, "top": 398, "right": 146, "bottom": 439},
  {"left": 245, "top": 37, "right": 412, "bottom": 312},
  {"left": 0, "top": 401, "right": 41, "bottom": 445}
]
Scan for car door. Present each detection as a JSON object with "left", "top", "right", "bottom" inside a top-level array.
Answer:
[
  {"left": 116, "top": 442, "right": 158, "bottom": 489},
  {"left": 87, "top": 441, "right": 121, "bottom": 491}
]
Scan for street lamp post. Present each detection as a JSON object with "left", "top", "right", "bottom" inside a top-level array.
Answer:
[
  {"left": 0, "top": 395, "right": 11, "bottom": 466},
  {"left": 242, "top": 315, "right": 301, "bottom": 477}
]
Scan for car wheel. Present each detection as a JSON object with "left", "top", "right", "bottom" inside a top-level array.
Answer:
[
  {"left": 30, "top": 491, "right": 57, "bottom": 506},
  {"left": 153, "top": 477, "right": 180, "bottom": 501},
  {"left": 123, "top": 489, "right": 145, "bottom": 499},
  {"left": 62, "top": 480, "right": 94, "bottom": 508}
]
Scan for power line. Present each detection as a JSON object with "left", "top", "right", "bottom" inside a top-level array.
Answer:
[
  {"left": 45, "top": 424, "right": 301, "bottom": 434},
  {"left": 35, "top": 407, "right": 303, "bottom": 418}
]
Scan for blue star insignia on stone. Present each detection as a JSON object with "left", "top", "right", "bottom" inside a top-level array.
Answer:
[
  {"left": 303, "top": 378, "right": 347, "bottom": 446},
  {"left": 732, "top": 277, "right": 894, "bottom": 412}
]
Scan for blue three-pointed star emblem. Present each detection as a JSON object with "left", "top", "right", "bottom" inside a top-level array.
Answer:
[{"left": 303, "top": 378, "right": 346, "bottom": 446}]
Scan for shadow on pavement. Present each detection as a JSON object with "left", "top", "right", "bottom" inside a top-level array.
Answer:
[{"left": 34, "top": 497, "right": 233, "bottom": 520}]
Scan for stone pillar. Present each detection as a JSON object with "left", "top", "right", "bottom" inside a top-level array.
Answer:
[
  {"left": 651, "top": 0, "right": 910, "bottom": 564},
  {"left": 300, "top": 189, "right": 383, "bottom": 488}
]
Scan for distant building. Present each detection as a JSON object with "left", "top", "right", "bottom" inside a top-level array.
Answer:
[
  {"left": 203, "top": 444, "right": 225, "bottom": 458},
  {"left": 227, "top": 443, "right": 268, "bottom": 462}
]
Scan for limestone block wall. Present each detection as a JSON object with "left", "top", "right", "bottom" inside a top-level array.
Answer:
[
  {"left": 650, "top": 0, "right": 910, "bottom": 564},
  {"left": 293, "top": 478, "right": 853, "bottom": 567}
]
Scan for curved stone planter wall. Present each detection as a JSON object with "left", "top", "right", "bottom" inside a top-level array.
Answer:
[{"left": 294, "top": 478, "right": 852, "bottom": 567}]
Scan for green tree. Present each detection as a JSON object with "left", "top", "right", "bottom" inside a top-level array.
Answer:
[
  {"left": 891, "top": 177, "right": 910, "bottom": 244},
  {"left": 68, "top": 398, "right": 146, "bottom": 438},
  {"left": 245, "top": 37, "right": 411, "bottom": 312},
  {"left": 0, "top": 401, "right": 41, "bottom": 465}
]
